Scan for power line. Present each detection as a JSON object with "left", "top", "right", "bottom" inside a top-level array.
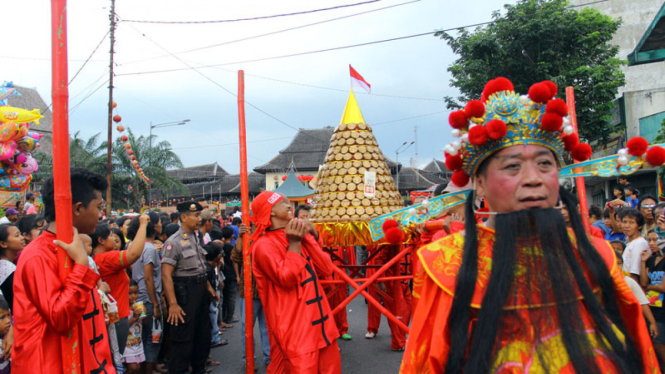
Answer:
[
  {"left": 116, "top": 0, "right": 609, "bottom": 77},
  {"left": 69, "top": 79, "right": 109, "bottom": 113},
  {"left": 69, "top": 31, "right": 110, "bottom": 85},
  {"left": 120, "top": 0, "right": 419, "bottom": 65},
  {"left": 117, "top": 30, "right": 439, "bottom": 76},
  {"left": 373, "top": 110, "right": 448, "bottom": 126},
  {"left": 122, "top": 24, "right": 330, "bottom": 146},
  {"left": 172, "top": 136, "right": 294, "bottom": 150},
  {"left": 120, "top": 0, "right": 380, "bottom": 24}
]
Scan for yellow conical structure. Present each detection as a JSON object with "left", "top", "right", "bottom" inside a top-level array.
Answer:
[
  {"left": 310, "top": 92, "right": 403, "bottom": 223},
  {"left": 339, "top": 89, "right": 365, "bottom": 125}
]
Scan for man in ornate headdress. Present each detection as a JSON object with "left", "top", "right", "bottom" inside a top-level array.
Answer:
[
  {"left": 400, "top": 78, "right": 660, "bottom": 373},
  {"left": 251, "top": 191, "right": 341, "bottom": 374}
]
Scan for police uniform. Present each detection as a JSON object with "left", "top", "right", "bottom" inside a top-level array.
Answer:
[{"left": 162, "top": 201, "right": 211, "bottom": 374}]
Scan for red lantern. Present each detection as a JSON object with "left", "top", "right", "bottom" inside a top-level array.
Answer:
[
  {"left": 117, "top": 125, "right": 125, "bottom": 132},
  {"left": 112, "top": 101, "right": 117, "bottom": 108},
  {"left": 124, "top": 143, "right": 131, "bottom": 149},
  {"left": 131, "top": 156, "right": 136, "bottom": 161},
  {"left": 113, "top": 115, "right": 122, "bottom": 123},
  {"left": 120, "top": 135, "right": 128, "bottom": 142},
  {"left": 132, "top": 160, "right": 138, "bottom": 166},
  {"left": 127, "top": 150, "right": 134, "bottom": 156}
]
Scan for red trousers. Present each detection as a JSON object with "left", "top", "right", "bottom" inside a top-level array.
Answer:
[
  {"left": 326, "top": 284, "right": 349, "bottom": 335},
  {"left": 367, "top": 280, "right": 412, "bottom": 349},
  {"left": 268, "top": 340, "right": 342, "bottom": 374},
  {"left": 325, "top": 246, "right": 356, "bottom": 335}
]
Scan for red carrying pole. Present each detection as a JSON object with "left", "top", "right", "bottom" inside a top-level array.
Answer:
[
  {"left": 566, "top": 87, "right": 590, "bottom": 229},
  {"left": 238, "top": 70, "right": 254, "bottom": 374},
  {"left": 51, "top": 0, "right": 80, "bottom": 372}
]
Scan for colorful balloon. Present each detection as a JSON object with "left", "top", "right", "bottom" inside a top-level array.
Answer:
[
  {"left": 0, "top": 81, "right": 21, "bottom": 106},
  {"left": 0, "top": 107, "right": 43, "bottom": 125},
  {"left": 0, "top": 173, "right": 31, "bottom": 191},
  {"left": 16, "top": 155, "right": 38, "bottom": 174},
  {"left": 16, "top": 134, "right": 40, "bottom": 152},
  {"left": 0, "top": 122, "right": 29, "bottom": 142},
  {"left": 0, "top": 141, "right": 17, "bottom": 161}
]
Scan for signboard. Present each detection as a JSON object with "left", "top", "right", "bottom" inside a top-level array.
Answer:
[{"left": 364, "top": 171, "right": 376, "bottom": 198}]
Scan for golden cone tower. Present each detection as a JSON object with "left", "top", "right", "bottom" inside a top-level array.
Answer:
[{"left": 310, "top": 89, "right": 404, "bottom": 223}]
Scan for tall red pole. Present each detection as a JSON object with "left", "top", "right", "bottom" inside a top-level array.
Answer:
[
  {"left": 51, "top": 0, "right": 80, "bottom": 372},
  {"left": 566, "top": 87, "right": 590, "bottom": 229},
  {"left": 238, "top": 70, "right": 255, "bottom": 374}
]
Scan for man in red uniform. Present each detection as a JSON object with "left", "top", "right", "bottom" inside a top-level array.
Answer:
[
  {"left": 401, "top": 78, "right": 660, "bottom": 373},
  {"left": 13, "top": 167, "right": 115, "bottom": 373},
  {"left": 251, "top": 191, "right": 341, "bottom": 374}
]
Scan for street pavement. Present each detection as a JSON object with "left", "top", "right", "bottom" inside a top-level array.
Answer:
[{"left": 208, "top": 293, "right": 406, "bottom": 373}]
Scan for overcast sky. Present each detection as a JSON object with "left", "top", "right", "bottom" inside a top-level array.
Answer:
[{"left": 2, "top": 0, "right": 517, "bottom": 174}]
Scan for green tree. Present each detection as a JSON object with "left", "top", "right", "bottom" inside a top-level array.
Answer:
[
  {"left": 111, "top": 128, "right": 187, "bottom": 211},
  {"left": 437, "top": 0, "right": 625, "bottom": 143},
  {"left": 32, "top": 130, "right": 187, "bottom": 210}
]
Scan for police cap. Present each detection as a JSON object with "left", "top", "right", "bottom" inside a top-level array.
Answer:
[{"left": 177, "top": 201, "right": 203, "bottom": 213}]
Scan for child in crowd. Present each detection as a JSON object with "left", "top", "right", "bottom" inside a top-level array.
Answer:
[
  {"left": 124, "top": 280, "right": 145, "bottom": 374},
  {"left": 615, "top": 253, "right": 659, "bottom": 340},
  {"left": 204, "top": 242, "right": 226, "bottom": 348},
  {"left": 611, "top": 240, "right": 627, "bottom": 256},
  {"left": 0, "top": 298, "right": 11, "bottom": 374}
]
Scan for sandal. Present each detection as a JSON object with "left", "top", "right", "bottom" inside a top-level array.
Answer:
[{"left": 207, "top": 360, "right": 221, "bottom": 366}]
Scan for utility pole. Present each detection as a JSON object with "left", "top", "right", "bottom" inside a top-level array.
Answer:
[
  {"left": 105, "top": 0, "right": 117, "bottom": 216},
  {"left": 414, "top": 126, "right": 419, "bottom": 184}
]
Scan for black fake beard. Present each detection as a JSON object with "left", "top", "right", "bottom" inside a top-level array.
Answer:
[{"left": 443, "top": 190, "right": 644, "bottom": 374}]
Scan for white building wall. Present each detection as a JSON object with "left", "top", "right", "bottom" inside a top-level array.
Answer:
[{"left": 570, "top": 0, "right": 665, "bottom": 137}]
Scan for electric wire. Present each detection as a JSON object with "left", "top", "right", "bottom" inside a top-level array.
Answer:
[
  {"left": 120, "top": 0, "right": 380, "bottom": 24},
  {"left": 116, "top": 0, "right": 610, "bottom": 77},
  {"left": 69, "top": 31, "right": 110, "bottom": 85},
  {"left": 120, "top": 0, "right": 419, "bottom": 65}
]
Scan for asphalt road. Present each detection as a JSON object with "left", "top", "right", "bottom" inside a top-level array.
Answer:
[{"left": 208, "top": 294, "right": 405, "bottom": 373}]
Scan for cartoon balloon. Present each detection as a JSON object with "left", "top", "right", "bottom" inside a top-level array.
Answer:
[
  {"left": 17, "top": 135, "right": 39, "bottom": 152},
  {"left": 16, "top": 155, "right": 38, "bottom": 174},
  {"left": 0, "top": 107, "right": 43, "bottom": 125}
]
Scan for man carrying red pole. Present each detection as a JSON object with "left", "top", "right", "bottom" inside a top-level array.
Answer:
[{"left": 251, "top": 191, "right": 341, "bottom": 374}]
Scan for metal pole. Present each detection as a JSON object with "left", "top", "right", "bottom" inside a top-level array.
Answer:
[
  {"left": 396, "top": 151, "right": 400, "bottom": 191},
  {"left": 51, "top": 0, "right": 80, "bottom": 371},
  {"left": 105, "top": 0, "right": 116, "bottom": 216},
  {"left": 149, "top": 122, "right": 152, "bottom": 206},
  {"left": 238, "top": 70, "right": 254, "bottom": 374}
]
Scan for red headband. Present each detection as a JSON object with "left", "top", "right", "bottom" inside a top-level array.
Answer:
[{"left": 250, "top": 191, "right": 285, "bottom": 243}]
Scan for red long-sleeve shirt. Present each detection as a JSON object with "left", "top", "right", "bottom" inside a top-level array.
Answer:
[
  {"left": 252, "top": 229, "right": 339, "bottom": 358},
  {"left": 13, "top": 231, "right": 115, "bottom": 374}
]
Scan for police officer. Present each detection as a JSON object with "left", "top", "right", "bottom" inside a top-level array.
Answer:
[{"left": 162, "top": 201, "right": 217, "bottom": 374}]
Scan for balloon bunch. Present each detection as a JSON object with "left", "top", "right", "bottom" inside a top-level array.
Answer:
[
  {"left": 0, "top": 83, "right": 43, "bottom": 191},
  {"left": 113, "top": 102, "right": 151, "bottom": 185}
]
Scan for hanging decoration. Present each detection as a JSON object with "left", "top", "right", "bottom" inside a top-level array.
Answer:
[
  {"left": 281, "top": 174, "right": 314, "bottom": 182},
  {"left": 113, "top": 102, "right": 151, "bottom": 184},
  {"left": 0, "top": 82, "right": 43, "bottom": 191}
]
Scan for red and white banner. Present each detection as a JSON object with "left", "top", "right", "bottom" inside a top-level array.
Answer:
[{"left": 350, "top": 65, "right": 371, "bottom": 94}]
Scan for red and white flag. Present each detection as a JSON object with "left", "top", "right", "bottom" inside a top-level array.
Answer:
[{"left": 350, "top": 65, "right": 371, "bottom": 94}]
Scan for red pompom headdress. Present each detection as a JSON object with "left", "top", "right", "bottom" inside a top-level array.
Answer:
[{"left": 444, "top": 77, "right": 592, "bottom": 186}]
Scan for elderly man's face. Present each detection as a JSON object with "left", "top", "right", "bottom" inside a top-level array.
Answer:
[{"left": 476, "top": 145, "right": 560, "bottom": 213}]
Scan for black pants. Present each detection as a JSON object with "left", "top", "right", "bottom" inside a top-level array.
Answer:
[
  {"left": 169, "top": 280, "right": 211, "bottom": 374},
  {"left": 222, "top": 281, "right": 238, "bottom": 324}
]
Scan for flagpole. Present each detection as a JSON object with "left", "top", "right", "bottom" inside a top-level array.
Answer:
[
  {"left": 51, "top": 0, "right": 80, "bottom": 372},
  {"left": 238, "top": 70, "right": 254, "bottom": 374}
]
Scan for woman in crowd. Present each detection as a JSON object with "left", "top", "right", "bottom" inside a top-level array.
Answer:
[
  {"left": 641, "top": 228, "right": 665, "bottom": 369},
  {"left": 92, "top": 216, "right": 149, "bottom": 356},
  {"left": 129, "top": 212, "right": 166, "bottom": 374},
  {"left": 0, "top": 224, "right": 26, "bottom": 310},
  {"left": 117, "top": 216, "right": 132, "bottom": 242},
  {"left": 15, "top": 214, "right": 45, "bottom": 262}
]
